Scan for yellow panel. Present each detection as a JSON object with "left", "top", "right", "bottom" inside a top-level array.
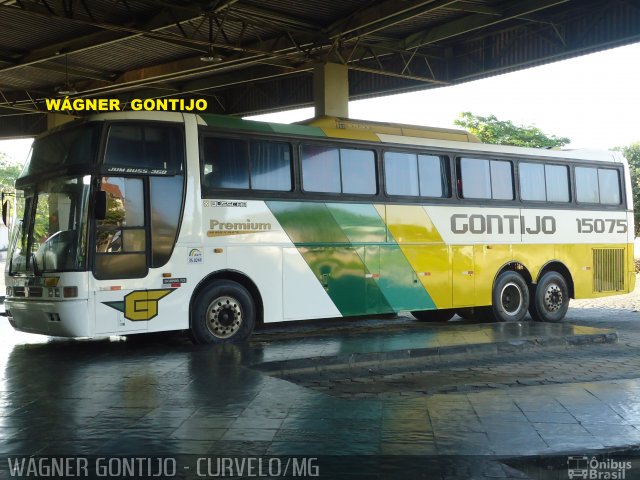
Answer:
[
  {"left": 384, "top": 205, "right": 443, "bottom": 243},
  {"left": 473, "top": 244, "right": 513, "bottom": 306},
  {"left": 400, "top": 245, "right": 451, "bottom": 308},
  {"left": 318, "top": 127, "right": 380, "bottom": 142},
  {"left": 301, "top": 116, "right": 478, "bottom": 141},
  {"left": 554, "top": 244, "right": 593, "bottom": 298},
  {"left": 452, "top": 246, "right": 474, "bottom": 307},
  {"left": 629, "top": 243, "right": 637, "bottom": 293}
]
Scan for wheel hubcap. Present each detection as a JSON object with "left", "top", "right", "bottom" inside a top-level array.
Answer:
[
  {"left": 206, "top": 296, "right": 243, "bottom": 339},
  {"left": 543, "top": 284, "right": 563, "bottom": 312},
  {"left": 500, "top": 282, "right": 523, "bottom": 316}
]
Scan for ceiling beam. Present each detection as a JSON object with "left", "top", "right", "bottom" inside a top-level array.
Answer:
[
  {"left": 403, "top": 0, "right": 572, "bottom": 49},
  {"left": 328, "top": 0, "right": 462, "bottom": 39},
  {"left": 76, "top": 29, "right": 326, "bottom": 96}
]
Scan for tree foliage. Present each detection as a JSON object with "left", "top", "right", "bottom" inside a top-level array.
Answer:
[
  {"left": 454, "top": 112, "right": 570, "bottom": 148},
  {"left": 615, "top": 143, "right": 640, "bottom": 236},
  {"left": 0, "top": 152, "right": 21, "bottom": 193}
]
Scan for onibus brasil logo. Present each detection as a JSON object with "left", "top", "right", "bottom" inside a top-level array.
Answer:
[
  {"left": 568, "top": 456, "right": 632, "bottom": 479},
  {"left": 103, "top": 289, "right": 174, "bottom": 321}
]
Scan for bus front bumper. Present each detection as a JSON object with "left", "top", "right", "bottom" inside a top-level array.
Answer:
[{"left": 4, "top": 299, "right": 91, "bottom": 337}]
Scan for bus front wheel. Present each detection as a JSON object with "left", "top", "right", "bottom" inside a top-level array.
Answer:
[
  {"left": 492, "top": 271, "right": 529, "bottom": 322},
  {"left": 529, "top": 271, "right": 569, "bottom": 323},
  {"left": 191, "top": 280, "right": 256, "bottom": 344}
]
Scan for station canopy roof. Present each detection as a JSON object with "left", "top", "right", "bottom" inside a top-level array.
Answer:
[{"left": 0, "top": 0, "right": 639, "bottom": 136}]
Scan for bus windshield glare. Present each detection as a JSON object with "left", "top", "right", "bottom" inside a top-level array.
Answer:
[{"left": 9, "top": 176, "right": 91, "bottom": 275}]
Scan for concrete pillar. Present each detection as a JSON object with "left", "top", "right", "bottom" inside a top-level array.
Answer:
[
  {"left": 47, "top": 113, "right": 74, "bottom": 130},
  {"left": 313, "top": 62, "right": 349, "bottom": 118}
]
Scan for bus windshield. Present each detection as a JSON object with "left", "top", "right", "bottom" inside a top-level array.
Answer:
[{"left": 9, "top": 176, "right": 91, "bottom": 275}]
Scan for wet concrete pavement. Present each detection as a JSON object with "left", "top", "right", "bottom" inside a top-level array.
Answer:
[{"left": 1, "top": 305, "right": 640, "bottom": 479}]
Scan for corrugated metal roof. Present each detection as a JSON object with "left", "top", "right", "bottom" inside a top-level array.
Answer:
[{"left": 0, "top": 0, "right": 639, "bottom": 132}]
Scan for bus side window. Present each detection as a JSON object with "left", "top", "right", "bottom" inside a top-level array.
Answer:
[
  {"left": 301, "top": 145, "right": 376, "bottom": 195},
  {"left": 201, "top": 137, "right": 292, "bottom": 192},
  {"left": 458, "top": 158, "right": 513, "bottom": 200},
  {"left": 384, "top": 151, "right": 448, "bottom": 198},
  {"left": 576, "top": 166, "right": 621, "bottom": 205}
]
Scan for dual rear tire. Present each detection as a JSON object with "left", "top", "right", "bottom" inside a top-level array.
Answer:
[
  {"left": 490, "top": 270, "right": 569, "bottom": 323},
  {"left": 528, "top": 271, "right": 570, "bottom": 323}
]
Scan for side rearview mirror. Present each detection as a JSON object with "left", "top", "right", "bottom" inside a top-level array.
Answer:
[
  {"left": 94, "top": 190, "right": 107, "bottom": 220},
  {"left": 2, "top": 192, "right": 14, "bottom": 228}
]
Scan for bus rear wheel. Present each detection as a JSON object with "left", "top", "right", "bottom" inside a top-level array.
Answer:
[
  {"left": 529, "top": 271, "right": 569, "bottom": 323},
  {"left": 492, "top": 271, "right": 529, "bottom": 322},
  {"left": 412, "top": 309, "right": 455, "bottom": 322},
  {"left": 190, "top": 280, "right": 256, "bottom": 344}
]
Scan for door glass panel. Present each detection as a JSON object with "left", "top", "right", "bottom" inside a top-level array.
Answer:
[{"left": 95, "top": 177, "right": 147, "bottom": 279}]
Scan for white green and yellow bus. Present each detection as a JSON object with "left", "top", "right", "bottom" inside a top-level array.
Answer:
[{"left": 2, "top": 112, "right": 635, "bottom": 343}]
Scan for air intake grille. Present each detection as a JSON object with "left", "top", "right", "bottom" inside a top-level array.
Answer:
[{"left": 593, "top": 248, "right": 625, "bottom": 292}]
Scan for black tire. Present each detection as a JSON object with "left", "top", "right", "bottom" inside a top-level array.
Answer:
[
  {"left": 492, "top": 271, "right": 529, "bottom": 322},
  {"left": 529, "top": 271, "right": 569, "bottom": 323},
  {"left": 412, "top": 309, "right": 455, "bottom": 322},
  {"left": 190, "top": 280, "right": 256, "bottom": 344}
]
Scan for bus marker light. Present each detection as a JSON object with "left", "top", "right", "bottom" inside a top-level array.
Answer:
[
  {"left": 44, "top": 277, "right": 59, "bottom": 287},
  {"left": 214, "top": 248, "right": 224, "bottom": 253},
  {"left": 162, "top": 273, "right": 172, "bottom": 277},
  {"left": 63, "top": 287, "right": 78, "bottom": 298},
  {"left": 171, "top": 283, "right": 181, "bottom": 288},
  {"left": 110, "top": 286, "right": 121, "bottom": 291}
]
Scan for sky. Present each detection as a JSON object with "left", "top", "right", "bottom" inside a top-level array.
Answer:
[{"left": 1, "top": 41, "right": 640, "bottom": 165}]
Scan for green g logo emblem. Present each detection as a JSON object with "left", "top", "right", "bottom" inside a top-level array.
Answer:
[{"left": 104, "top": 289, "right": 173, "bottom": 321}]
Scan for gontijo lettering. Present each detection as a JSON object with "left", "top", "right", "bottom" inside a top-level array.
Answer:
[{"left": 450, "top": 214, "right": 556, "bottom": 235}]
